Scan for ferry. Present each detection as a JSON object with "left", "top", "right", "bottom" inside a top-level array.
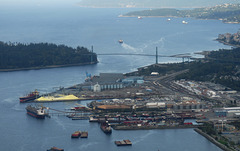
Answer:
[
  {"left": 19, "top": 90, "right": 40, "bottom": 103},
  {"left": 25, "top": 105, "right": 46, "bottom": 119},
  {"left": 118, "top": 40, "right": 123, "bottom": 44}
]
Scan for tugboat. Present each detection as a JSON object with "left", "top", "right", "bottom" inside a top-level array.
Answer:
[
  {"left": 100, "top": 121, "right": 112, "bottom": 134},
  {"left": 71, "top": 131, "right": 81, "bottom": 138},
  {"left": 19, "top": 90, "right": 40, "bottom": 103},
  {"left": 25, "top": 105, "right": 46, "bottom": 119},
  {"left": 47, "top": 146, "right": 64, "bottom": 151}
]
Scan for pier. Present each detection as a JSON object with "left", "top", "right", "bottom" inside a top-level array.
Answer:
[{"left": 47, "top": 107, "right": 92, "bottom": 118}]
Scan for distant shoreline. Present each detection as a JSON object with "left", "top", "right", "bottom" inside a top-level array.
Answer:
[
  {"left": 119, "top": 15, "right": 240, "bottom": 24},
  {"left": 216, "top": 39, "right": 240, "bottom": 48},
  {"left": 0, "top": 62, "right": 98, "bottom": 72}
]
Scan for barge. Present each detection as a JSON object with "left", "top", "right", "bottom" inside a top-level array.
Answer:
[
  {"left": 47, "top": 146, "right": 64, "bottom": 151},
  {"left": 80, "top": 131, "right": 88, "bottom": 138},
  {"left": 115, "top": 140, "right": 132, "bottom": 146}
]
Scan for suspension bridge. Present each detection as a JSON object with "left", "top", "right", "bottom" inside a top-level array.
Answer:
[{"left": 89, "top": 46, "right": 193, "bottom": 64}]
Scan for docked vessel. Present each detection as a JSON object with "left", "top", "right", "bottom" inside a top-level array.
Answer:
[
  {"left": 19, "top": 90, "right": 40, "bottom": 103},
  {"left": 100, "top": 121, "right": 112, "bottom": 134},
  {"left": 115, "top": 140, "right": 132, "bottom": 146},
  {"left": 71, "top": 131, "right": 81, "bottom": 138},
  {"left": 25, "top": 105, "right": 46, "bottom": 119},
  {"left": 80, "top": 131, "right": 88, "bottom": 138}
]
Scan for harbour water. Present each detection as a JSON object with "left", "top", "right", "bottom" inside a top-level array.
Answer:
[{"left": 0, "top": 1, "right": 239, "bottom": 150}]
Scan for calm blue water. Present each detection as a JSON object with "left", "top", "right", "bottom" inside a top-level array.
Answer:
[{"left": 0, "top": 1, "right": 239, "bottom": 150}]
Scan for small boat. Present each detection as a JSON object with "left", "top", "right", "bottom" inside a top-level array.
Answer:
[
  {"left": 26, "top": 105, "right": 46, "bottom": 119},
  {"left": 115, "top": 140, "right": 132, "bottom": 146},
  {"left": 80, "top": 131, "right": 88, "bottom": 138},
  {"left": 47, "top": 146, "right": 64, "bottom": 151},
  {"left": 138, "top": 16, "right": 142, "bottom": 19},
  {"left": 182, "top": 21, "right": 188, "bottom": 24},
  {"left": 71, "top": 131, "right": 81, "bottom": 138},
  {"left": 100, "top": 121, "right": 112, "bottom": 134},
  {"left": 167, "top": 18, "right": 171, "bottom": 21},
  {"left": 89, "top": 116, "right": 98, "bottom": 122},
  {"left": 118, "top": 40, "right": 123, "bottom": 44},
  {"left": 19, "top": 90, "right": 40, "bottom": 103}
]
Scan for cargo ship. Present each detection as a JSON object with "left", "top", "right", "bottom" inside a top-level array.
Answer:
[
  {"left": 115, "top": 140, "right": 132, "bottom": 146},
  {"left": 19, "top": 90, "right": 40, "bottom": 103},
  {"left": 100, "top": 121, "right": 112, "bottom": 134},
  {"left": 25, "top": 105, "right": 46, "bottom": 119},
  {"left": 71, "top": 131, "right": 81, "bottom": 138}
]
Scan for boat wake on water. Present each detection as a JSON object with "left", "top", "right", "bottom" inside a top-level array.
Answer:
[
  {"left": 132, "top": 130, "right": 154, "bottom": 145},
  {"left": 121, "top": 37, "right": 166, "bottom": 53},
  {"left": 53, "top": 117, "right": 66, "bottom": 130},
  {"left": 78, "top": 142, "right": 99, "bottom": 150},
  {"left": 121, "top": 43, "right": 138, "bottom": 52},
  {"left": 2, "top": 98, "right": 15, "bottom": 104}
]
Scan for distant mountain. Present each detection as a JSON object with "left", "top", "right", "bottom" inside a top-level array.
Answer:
[{"left": 77, "top": 0, "right": 239, "bottom": 8}]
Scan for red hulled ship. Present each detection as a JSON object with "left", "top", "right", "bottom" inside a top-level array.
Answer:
[{"left": 19, "top": 90, "right": 40, "bottom": 103}]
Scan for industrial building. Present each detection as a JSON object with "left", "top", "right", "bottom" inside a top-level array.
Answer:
[
  {"left": 214, "top": 107, "right": 240, "bottom": 118},
  {"left": 88, "top": 73, "right": 144, "bottom": 92}
]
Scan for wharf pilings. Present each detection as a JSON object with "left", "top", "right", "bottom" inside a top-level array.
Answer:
[{"left": 194, "top": 128, "right": 233, "bottom": 151}]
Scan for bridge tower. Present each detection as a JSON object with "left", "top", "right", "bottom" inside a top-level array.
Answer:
[
  {"left": 91, "top": 45, "right": 93, "bottom": 63},
  {"left": 156, "top": 47, "right": 158, "bottom": 64}
]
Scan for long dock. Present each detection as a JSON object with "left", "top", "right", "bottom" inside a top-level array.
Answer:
[{"left": 47, "top": 107, "right": 92, "bottom": 117}]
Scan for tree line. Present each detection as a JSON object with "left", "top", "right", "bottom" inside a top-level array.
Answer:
[
  {"left": 134, "top": 47, "right": 240, "bottom": 91},
  {"left": 0, "top": 42, "right": 98, "bottom": 70}
]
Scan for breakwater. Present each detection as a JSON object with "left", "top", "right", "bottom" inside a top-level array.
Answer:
[{"left": 194, "top": 128, "right": 232, "bottom": 151}]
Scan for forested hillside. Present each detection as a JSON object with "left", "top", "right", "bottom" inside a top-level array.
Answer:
[{"left": 0, "top": 42, "right": 98, "bottom": 70}]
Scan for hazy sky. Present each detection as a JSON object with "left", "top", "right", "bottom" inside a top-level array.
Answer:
[{"left": 1, "top": 0, "right": 239, "bottom": 8}]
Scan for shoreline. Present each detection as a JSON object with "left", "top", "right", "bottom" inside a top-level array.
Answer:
[
  {"left": 119, "top": 15, "right": 239, "bottom": 24},
  {"left": 194, "top": 128, "right": 232, "bottom": 151},
  {"left": 216, "top": 39, "right": 240, "bottom": 48},
  {"left": 0, "top": 61, "right": 98, "bottom": 72},
  {"left": 113, "top": 125, "right": 200, "bottom": 130}
]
